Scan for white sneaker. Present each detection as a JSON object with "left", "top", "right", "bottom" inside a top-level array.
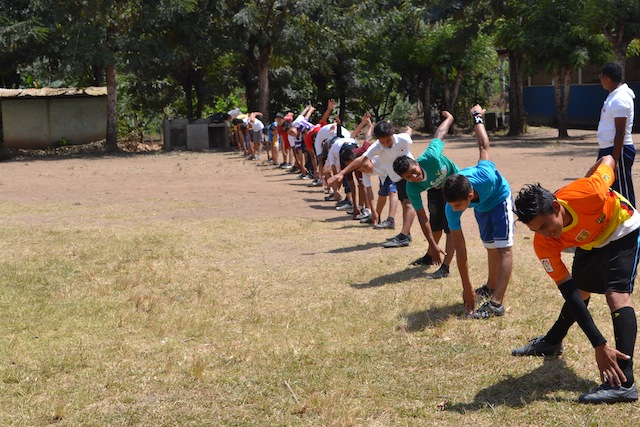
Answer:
[{"left": 355, "top": 209, "right": 371, "bottom": 220}]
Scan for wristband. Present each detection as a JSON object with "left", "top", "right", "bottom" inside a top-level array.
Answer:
[
  {"left": 558, "top": 279, "right": 607, "bottom": 347},
  {"left": 472, "top": 111, "right": 484, "bottom": 125}
]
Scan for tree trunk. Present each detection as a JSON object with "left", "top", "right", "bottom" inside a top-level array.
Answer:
[
  {"left": 105, "top": 64, "right": 118, "bottom": 152},
  {"left": 507, "top": 50, "right": 526, "bottom": 136},
  {"left": 194, "top": 68, "right": 206, "bottom": 119},
  {"left": 417, "top": 72, "right": 433, "bottom": 134},
  {"left": 257, "top": 44, "right": 271, "bottom": 119},
  {"left": 553, "top": 68, "right": 571, "bottom": 138}
]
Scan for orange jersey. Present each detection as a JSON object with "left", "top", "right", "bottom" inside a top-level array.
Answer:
[{"left": 534, "top": 163, "right": 635, "bottom": 282}]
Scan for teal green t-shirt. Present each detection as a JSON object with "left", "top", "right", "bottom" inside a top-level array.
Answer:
[{"left": 406, "top": 138, "right": 459, "bottom": 211}]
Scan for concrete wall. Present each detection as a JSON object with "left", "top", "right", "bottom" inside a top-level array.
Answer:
[{"left": 1, "top": 97, "right": 107, "bottom": 149}]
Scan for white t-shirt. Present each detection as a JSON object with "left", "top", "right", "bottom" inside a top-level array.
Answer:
[
  {"left": 364, "top": 133, "right": 414, "bottom": 182},
  {"left": 250, "top": 118, "right": 264, "bottom": 133},
  {"left": 228, "top": 108, "right": 242, "bottom": 119},
  {"left": 597, "top": 83, "right": 636, "bottom": 148},
  {"left": 314, "top": 124, "right": 351, "bottom": 156},
  {"left": 328, "top": 137, "right": 357, "bottom": 168},
  {"left": 361, "top": 156, "right": 387, "bottom": 187}
]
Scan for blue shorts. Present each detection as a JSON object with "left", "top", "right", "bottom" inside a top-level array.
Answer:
[
  {"left": 474, "top": 195, "right": 514, "bottom": 249},
  {"left": 378, "top": 176, "right": 397, "bottom": 197}
]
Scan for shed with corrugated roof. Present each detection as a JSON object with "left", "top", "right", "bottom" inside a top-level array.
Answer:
[{"left": 0, "top": 87, "right": 107, "bottom": 149}]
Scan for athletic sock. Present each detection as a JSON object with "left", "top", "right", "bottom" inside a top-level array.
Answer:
[
  {"left": 545, "top": 298, "right": 590, "bottom": 345},
  {"left": 612, "top": 306, "right": 637, "bottom": 387}
]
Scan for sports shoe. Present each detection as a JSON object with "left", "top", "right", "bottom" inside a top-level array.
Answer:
[
  {"left": 360, "top": 216, "right": 373, "bottom": 224},
  {"left": 355, "top": 209, "right": 371, "bottom": 220},
  {"left": 475, "top": 284, "right": 494, "bottom": 299},
  {"left": 410, "top": 252, "right": 434, "bottom": 266},
  {"left": 324, "top": 192, "right": 335, "bottom": 201},
  {"left": 373, "top": 219, "right": 395, "bottom": 230},
  {"left": 335, "top": 198, "right": 350, "bottom": 208},
  {"left": 511, "top": 335, "right": 563, "bottom": 357},
  {"left": 382, "top": 234, "right": 411, "bottom": 248},
  {"left": 336, "top": 202, "right": 353, "bottom": 211},
  {"left": 579, "top": 383, "right": 638, "bottom": 404},
  {"left": 428, "top": 265, "right": 449, "bottom": 279},
  {"left": 386, "top": 233, "right": 412, "bottom": 242},
  {"left": 284, "top": 163, "right": 293, "bottom": 169},
  {"left": 308, "top": 178, "right": 323, "bottom": 187},
  {"left": 468, "top": 301, "right": 505, "bottom": 319}
]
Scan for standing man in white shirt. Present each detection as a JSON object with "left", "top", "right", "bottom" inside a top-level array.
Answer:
[{"left": 598, "top": 62, "right": 636, "bottom": 206}]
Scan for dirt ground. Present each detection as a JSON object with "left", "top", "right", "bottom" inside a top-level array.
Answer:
[{"left": 0, "top": 127, "right": 636, "bottom": 227}]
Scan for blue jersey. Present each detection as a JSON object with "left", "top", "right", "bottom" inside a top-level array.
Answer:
[{"left": 445, "top": 160, "right": 510, "bottom": 230}]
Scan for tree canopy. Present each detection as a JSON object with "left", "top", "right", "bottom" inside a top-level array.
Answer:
[{"left": 1, "top": 0, "right": 638, "bottom": 145}]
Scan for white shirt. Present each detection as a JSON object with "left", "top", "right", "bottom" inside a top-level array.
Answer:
[
  {"left": 361, "top": 156, "right": 387, "bottom": 187},
  {"left": 250, "top": 118, "right": 264, "bottom": 133},
  {"left": 364, "top": 133, "right": 414, "bottom": 182},
  {"left": 314, "top": 124, "right": 351, "bottom": 156},
  {"left": 328, "top": 137, "right": 357, "bottom": 168},
  {"left": 597, "top": 83, "right": 635, "bottom": 148}
]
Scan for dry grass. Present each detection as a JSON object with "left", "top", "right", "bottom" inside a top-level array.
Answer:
[{"left": 1, "top": 146, "right": 639, "bottom": 426}]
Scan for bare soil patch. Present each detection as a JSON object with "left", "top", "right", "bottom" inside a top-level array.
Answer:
[{"left": 0, "top": 127, "right": 630, "bottom": 228}]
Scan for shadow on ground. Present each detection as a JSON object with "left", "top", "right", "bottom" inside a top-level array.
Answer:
[
  {"left": 397, "top": 303, "right": 465, "bottom": 331},
  {"left": 350, "top": 265, "right": 432, "bottom": 289},
  {"left": 448, "top": 359, "right": 596, "bottom": 412}
]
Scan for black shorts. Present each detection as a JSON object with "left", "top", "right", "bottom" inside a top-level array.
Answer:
[
  {"left": 572, "top": 228, "right": 640, "bottom": 294},
  {"left": 427, "top": 188, "right": 449, "bottom": 233},
  {"left": 396, "top": 178, "right": 408, "bottom": 201}
]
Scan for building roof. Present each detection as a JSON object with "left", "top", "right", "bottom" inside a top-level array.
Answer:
[{"left": 0, "top": 87, "right": 107, "bottom": 99}]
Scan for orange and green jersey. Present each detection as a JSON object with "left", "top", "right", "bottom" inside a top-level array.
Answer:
[{"left": 534, "top": 163, "right": 637, "bottom": 282}]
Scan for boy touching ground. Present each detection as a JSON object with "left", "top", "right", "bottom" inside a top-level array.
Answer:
[
  {"left": 512, "top": 155, "right": 639, "bottom": 404},
  {"left": 392, "top": 111, "right": 458, "bottom": 278},
  {"left": 441, "top": 105, "right": 514, "bottom": 317}
]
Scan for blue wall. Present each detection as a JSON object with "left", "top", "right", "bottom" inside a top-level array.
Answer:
[{"left": 523, "top": 83, "right": 640, "bottom": 130}]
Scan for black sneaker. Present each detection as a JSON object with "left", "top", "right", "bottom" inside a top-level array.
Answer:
[
  {"left": 382, "top": 234, "right": 411, "bottom": 248},
  {"left": 324, "top": 192, "right": 335, "bottom": 201},
  {"left": 468, "top": 301, "right": 505, "bottom": 319},
  {"left": 475, "top": 284, "right": 494, "bottom": 299},
  {"left": 385, "top": 233, "right": 412, "bottom": 242},
  {"left": 511, "top": 335, "right": 563, "bottom": 357},
  {"left": 410, "top": 252, "right": 434, "bottom": 266},
  {"left": 578, "top": 383, "right": 638, "bottom": 404},
  {"left": 428, "top": 265, "right": 449, "bottom": 279}
]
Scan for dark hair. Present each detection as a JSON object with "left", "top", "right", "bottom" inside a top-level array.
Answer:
[
  {"left": 374, "top": 120, "right": 393, "bottom": 138},
  {"left": 393, "top": 155, "right": 417, "bottom": 176},
  {"left": 601, "top": 62, "right": 623, "bottom": 83},
  {"left": 442, "top": 174, "right": 472, "bottom": 202},
  {"left": 513, "top": 183, "right": 556, "bottom": 224},
  {"left": 282, "top": 121, "right": 292, "bottom": 131},
  {"left": 275, "top": 112, "right": 284, "bottom": 119},
  {"left": 222, "top": 113, "right": 231, "bottom": 121},
  {"left": 340, "top": 147, "right": 356, "bottom": 164}
]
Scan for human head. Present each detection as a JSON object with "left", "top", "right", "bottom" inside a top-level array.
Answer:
[
  {"left": 222, "top": 113, "right": 231, "bottom": 122},
  {"left": 340, "top": 148, "right": 356, "bottom": 164},
  {"left": 393, "top": 156, "right": 422, "bottom": 182},
  {"left": 514, "top": 183, "right": 563, "bottom": 238},
  {"left": 374, "top": 120, "right": 394, "bottom": 147},
  {"left": 601, "top": 62, "right": 623, "bottom": 84},
  {"left": 275, "top": 112, "right": 284, "bottom": 125},
  {"left": 442, "top": 174, "right": 474, "bottom": 211}
]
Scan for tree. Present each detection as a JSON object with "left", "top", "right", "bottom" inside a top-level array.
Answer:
[
  {"left": 593, "top": 0, "right": 640, "bottom": 74},
  {"left": 526, "top": 0, "right": 607, "bottom": 137}
]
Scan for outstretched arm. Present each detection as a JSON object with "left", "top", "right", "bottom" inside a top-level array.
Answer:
[
  {"left": 585, "top": 155, "right": 615, "bottom": 178},
  {"left": 319, "top": 99, "right": 335, "bottom": 124},
  {"left": 351, "top": 113, "right": 371, "bottom": 139},
  {"left": 434, "top": 111, "right": 454, "bottom": 140},
  {"left": 470, "top": 105, "right": 490, "bottom": 161}
]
